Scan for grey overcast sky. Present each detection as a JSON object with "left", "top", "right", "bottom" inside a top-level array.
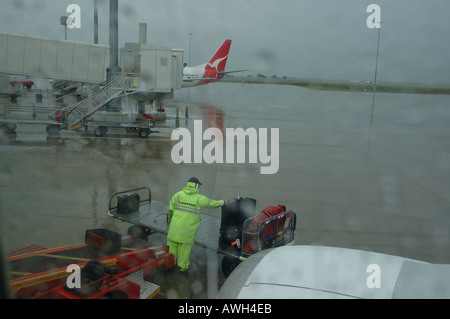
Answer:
[{"left": 1, "top": 0, "right": 450, "bottom": 83}]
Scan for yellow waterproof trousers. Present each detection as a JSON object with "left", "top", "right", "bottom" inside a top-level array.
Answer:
[{"left": 167, "top": 239, "right": 193, "bottom": 271}]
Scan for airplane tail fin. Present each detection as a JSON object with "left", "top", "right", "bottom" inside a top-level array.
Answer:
[{"left": 207, "top": 39, "right": 232, "bottom": 72}]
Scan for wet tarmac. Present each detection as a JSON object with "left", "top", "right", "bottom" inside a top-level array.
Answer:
[{"left": 1, "top": 82, "right": 450, "bottom": 298}]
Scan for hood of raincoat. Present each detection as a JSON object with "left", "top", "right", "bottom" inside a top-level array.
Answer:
[{"left": 183, "top": 182, "right": 199, "bottom": 194}]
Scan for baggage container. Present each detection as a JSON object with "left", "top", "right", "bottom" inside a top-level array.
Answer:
[
  {"left": 117, "top": 193, "right": 140, "bottom": 214},
  {"left": 85, "top": 228, "right": 122, "bottom": 253}
]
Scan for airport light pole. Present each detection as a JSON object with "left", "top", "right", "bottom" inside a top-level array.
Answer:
[
  {"left": 188, "top": 32, "right": 193, "bottom": 66},
  {"left": 368, "top": 23, "right": 381, "bottom": 149},
  {"left": 94, "top": 0, "right": 99, "bottom": 44},
  {"left": 370, "top": 26, "right": 381, "bottom": 127},
  {"left": 188, "top": 32, "right": 193, "bottom": 100},
  {"left": 60, "top": 16, "right": 68, "bottom": 40},
  {"left": 106, "top": 0, "right": 122, "bottom": 112}
]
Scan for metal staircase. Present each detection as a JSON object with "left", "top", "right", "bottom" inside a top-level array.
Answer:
[{"left": 60, "top": 74, "right": 131, "bottom": 129}]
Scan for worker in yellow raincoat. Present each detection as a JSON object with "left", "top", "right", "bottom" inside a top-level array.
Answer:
[{"left": 167, "top": 177, "right": 227, "bottom": 272}]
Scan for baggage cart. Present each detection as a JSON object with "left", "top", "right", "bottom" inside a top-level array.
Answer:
[{"left": 107, "top": 186, "right": 297, "bottom": 276}]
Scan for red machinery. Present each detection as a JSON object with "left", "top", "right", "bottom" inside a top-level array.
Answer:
[
  {"left": 10, "top": 80, "right": 34, "bottom": 89},
  {"left": 8, "top": 229, "right": 175, "bottom": 299}
]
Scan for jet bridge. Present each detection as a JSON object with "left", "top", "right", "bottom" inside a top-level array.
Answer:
[
  {"left": 0, "top": 32, "right": 109, "bottom": 83},
  {"left": 0, "top": 31, "right": 184, "bottom": 95},
  {"left": 0, "top": 31, "right": 184, "bottom": 136}
]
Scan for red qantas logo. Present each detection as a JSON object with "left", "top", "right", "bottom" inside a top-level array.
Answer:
[
  {"left": 182, "top": 39, "right": 246, "bottom": 88},
  {"left": 203, "top": 40, "right": 231, "bottom": 81}
]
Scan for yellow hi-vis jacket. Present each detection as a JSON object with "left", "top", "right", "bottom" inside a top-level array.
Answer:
[{"left": 167, "top": 182, "right": 224, "bottom": 244}]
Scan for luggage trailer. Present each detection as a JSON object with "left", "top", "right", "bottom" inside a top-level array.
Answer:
[
  {"left": 8, "top": 230, "right": 175, "bottom": 299},
  {"left": 107, "top": 187, "right": 297, "bottom": 277},
  {"left": 0, "top": 112, "right": 157, "bottom": 138}
]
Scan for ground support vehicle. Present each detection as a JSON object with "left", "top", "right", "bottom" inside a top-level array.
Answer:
[
  {"left": 81, "top": 111, "right": 157, "bottom": 138},
  {"left": 107, "top": 187, "right": 297, "bottom": 277},
  {"left": 7, "top": 229, "right": 175, "bottom": 299},
  {"left": 0, "top": 107, "right": 158, "bottom": 138},
  {"left": 0, "top": 103, "right": 62, "bottom": 134}
]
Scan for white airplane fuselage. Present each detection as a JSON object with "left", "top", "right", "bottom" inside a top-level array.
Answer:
[{"left": 182, "top": 64, "right": 212, "bottom": 88}]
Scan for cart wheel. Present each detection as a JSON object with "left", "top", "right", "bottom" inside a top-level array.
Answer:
[
  {"left": 138, "top": 128, "right": 150, "bottom": 138},
  {"left": 94, "top": 127, "right": 104, "bottom": 137},
  {"left": 46, "top": 124, "right": 60, "bottom": 135},
  {"left": 2, "top": 123, "right": 17, "bottom": 133},
  {"left": 221, "top": 255, "right": 242, "bottom": 277},
  {"left": 5, "top": 122, "right": 17, "bottom": 132},
  {"left": 127, "top": 225, "right": 151, "bottom": 241}
]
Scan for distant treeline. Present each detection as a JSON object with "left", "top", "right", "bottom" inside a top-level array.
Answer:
[{"left": 222, "top": 77, "right": 450, "bottom": 95}]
